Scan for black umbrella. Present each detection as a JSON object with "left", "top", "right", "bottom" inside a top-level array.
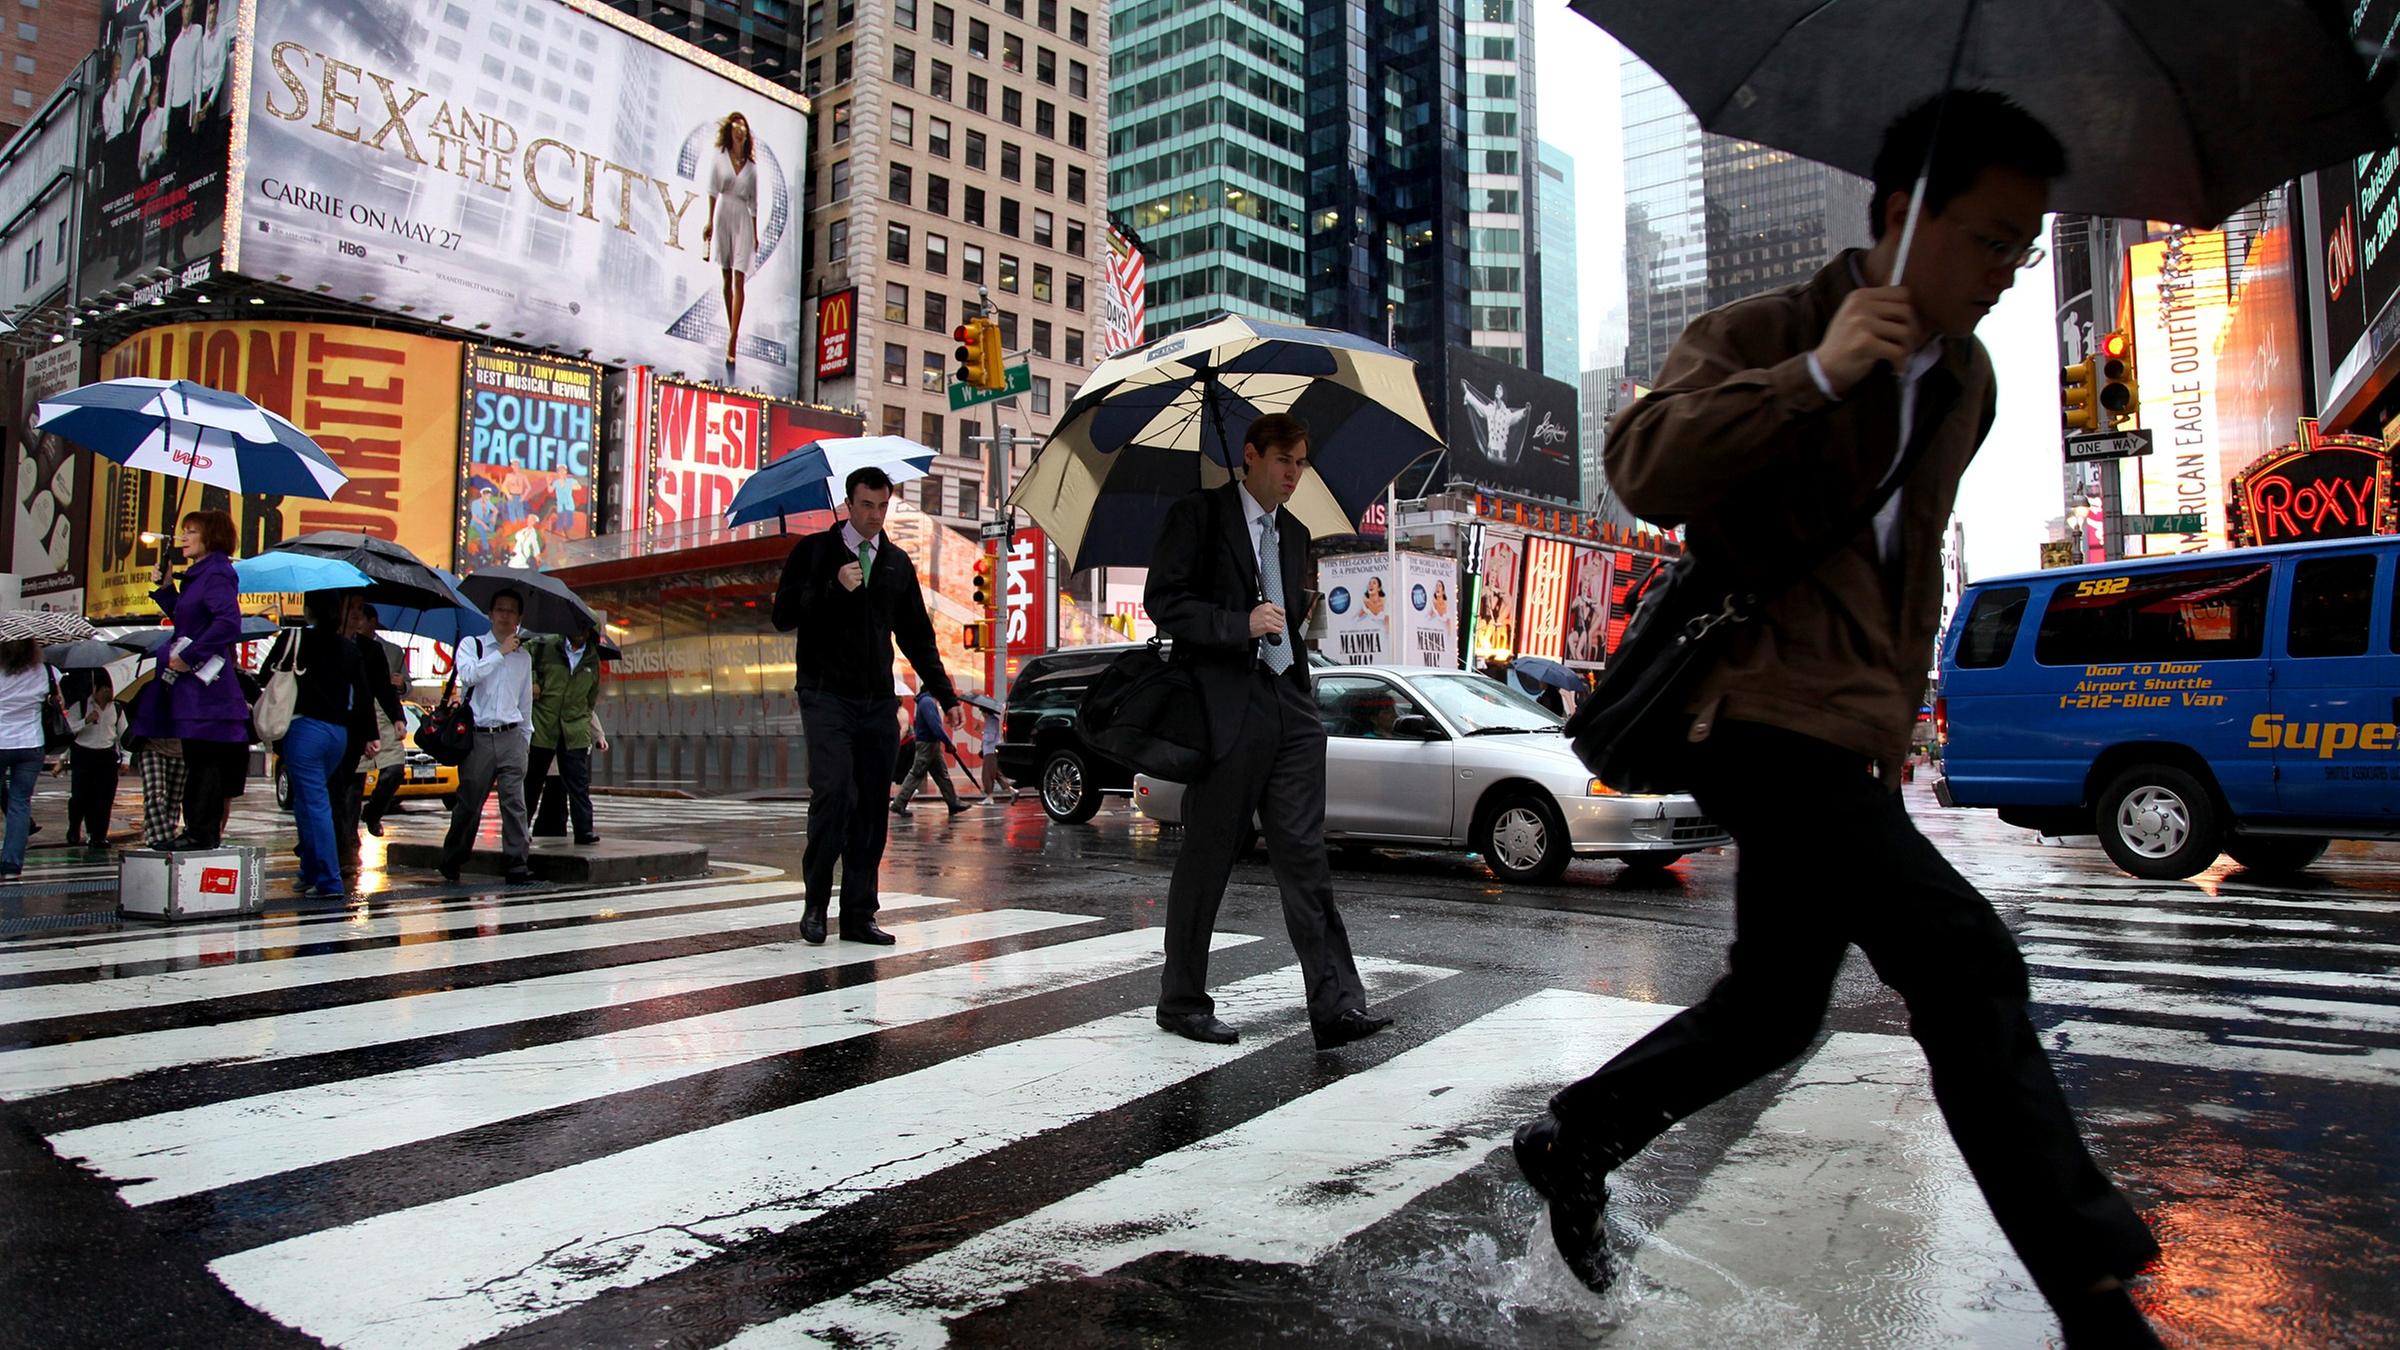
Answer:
[
  {"left": 111, "top": 616, "right": 284, "bottom": 653},
  {"left": 1572, "top": 0, "right": 2399, "bottom": 228},
  {"left": 268, "top": 531, "right": 454, "bottom": 611},
  {"left": 458, "top": 565, "right": 600, "bottom": 637},
  {"left": 42, "top": 639, "right": 131, "bottom": 671}
]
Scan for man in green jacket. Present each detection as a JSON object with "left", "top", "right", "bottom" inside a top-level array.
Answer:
[{"left": 527, "top": 621, "right": 607, "bottom": 845}]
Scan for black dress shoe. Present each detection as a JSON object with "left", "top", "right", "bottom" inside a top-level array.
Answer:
[
  {"left": 364, "top": 818, "right": 383, "bottom": 837},
  {"left": 1155, "top": 1011, "right": 1238, "bottom": 1044},
  {"left": 1311, "top": 1009, "right": 1393, "bottom": 1051},
  {"left": 799, "top": 902, "right": 828, "bottom": 945},
  {"left": 1513, "top": 1111, "right": 1614, "bottom": 1291},
  {"left": 575, "top": 834, "right": 601, "bottom": 845},
  {"left": 437, "top": 865, "right": 461, "bottom": 883},
  {"left": 504, "top": 869, "right": 537, "bottom": 885},
  {"left": 839, "top": 921, "right": 897, "bottom": 945}
]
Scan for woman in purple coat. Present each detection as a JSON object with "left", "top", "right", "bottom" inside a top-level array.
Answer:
[{"left": 130, "top": 508, "right": 251, "bottom": 848}]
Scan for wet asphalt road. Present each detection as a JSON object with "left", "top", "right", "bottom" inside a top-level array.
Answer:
[{"left": 0, "top": 783, "right": 2394, "bottom": 1349}]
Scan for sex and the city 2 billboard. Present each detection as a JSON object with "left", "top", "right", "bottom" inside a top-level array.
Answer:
[{"left": 226, "top": 0, "right": 811, "bottom": 394}]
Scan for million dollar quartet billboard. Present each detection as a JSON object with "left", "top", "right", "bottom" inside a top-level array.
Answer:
[{"left": 225, "top": 0, "right": 811, "bottom": 394}]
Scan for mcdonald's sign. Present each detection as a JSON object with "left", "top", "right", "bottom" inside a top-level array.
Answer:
[{"left": 816, "top": 287, "right": 858, "bottom": 380}]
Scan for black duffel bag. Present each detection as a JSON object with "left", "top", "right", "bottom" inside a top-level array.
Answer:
[
  {"left": 414, "top": 663, "right": 475, "bottom": 766},
  {"left": 1079, "top": 639, "right": 1212, "bottom": 781}
]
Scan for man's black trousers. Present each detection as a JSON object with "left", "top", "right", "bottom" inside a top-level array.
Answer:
[
  {"left": 1547, "top": 721, "right": 2158, "bottom": 1298},
  {"left": 799, "top": 690, "right": 900, "bottom": 919},
  {"left": 1158, "top": 667, "right": 1368, "bottom": 1026}
]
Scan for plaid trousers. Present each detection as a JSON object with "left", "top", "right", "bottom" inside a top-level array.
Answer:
[{"left": 137, "top": 746, "right": 188, "bottom": 849}]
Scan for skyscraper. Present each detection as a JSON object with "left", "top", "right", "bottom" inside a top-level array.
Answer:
[
  {"left": 1538, "top": 141, "right": 1577, "bottom": 390},
  {"left": 1107, "top": 0, "right": 1308, "bottom": 338},
  {"left": 1703, "top": 137, "right": 1873, "bottom": 311},
  {"left": 1619, "top": 55, "right": 1704, "bottom": 388}
]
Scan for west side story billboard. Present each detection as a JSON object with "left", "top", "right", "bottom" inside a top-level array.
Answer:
[
  {"left": 226, "top": 0, "right": 811, "bottom": 395},
  {"left": 1444, "top": 346, "right": 1581, "bottom": 504}
]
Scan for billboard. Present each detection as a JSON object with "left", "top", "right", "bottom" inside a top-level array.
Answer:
[
  {"left": 1318, "top": 553, "right": 1394, "bottom": 665},
  {"left": 1004, "top": 525, "right": 1050, "bottom": 660},
  {"left": 1445, "top": 347, "right": 1580, "bottom": 504},
  {"left": 2217, "top": 197, "right": 2308, "bottom": 479},
  {"left": 14, "top": 344, "right": 89, "bottom": 610},
  {"left": 644, "top": 380, "right": 762, "bottom": 528},
  {"left": 1563, "top": 547, "right": 1613, "bottom": 668},
  {"left": 1400, "top": 552, "right": 1458, "bottom": 669},
  {"left": 766, "top": 401, "right": 863, "bottom": 465},
  {"left": 86, "top": 322, "right": 462, "bottom": 619},
  {"left": 80, "top": 0, "right": 237, "bottom": 299},
  {"left": 1515, "top": 537, "right": 1574, "bottom": 663},
  {"left": 2124, "top": 230, "right": 2233, "bottom": 554},
  {"left": 815, "top": 288, "right": 857, "bottom": 380},
  {"left": 1471, "top": 530, "right": 1524, "bottom": 663},
  {"left": 2302, "top": 2, "right": 2400, "bottom": 414},
  {"left": 459, "top": 347, "right": 602, "bottom": 571},
  {"left": 2228, "top": 425, "right": 2394, "bottom": 547},
  {"left": 229, "top": 0, "right": 811, "bottom": 395}
]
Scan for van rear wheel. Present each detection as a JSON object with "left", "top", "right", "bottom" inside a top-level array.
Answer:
[
  {"left": 2223, "top": 836, "right": 2330, "bottom": 877},
  {"left": 2095, "top": 765, "right": 2222, "bottom": 880}
]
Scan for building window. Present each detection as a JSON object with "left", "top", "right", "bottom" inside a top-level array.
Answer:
[
  {"left": 883, "top": 404, "right": 908, "bottom": 437},
  {"left": 888, "top": 162, "right": 912, "bottom": 204},
  {"left": 1069, "top": 7, "right": 1087, "bottom": 44},
  {"left": 958, "top": 478, "right": 978, "bottom": 517},
  {"left": 1002, "top": 87, "right": 1023, "bottom": 126},
  {"left": 922, "top": 411, "right": 945, "bottom": 453},
  {"left": 1004, "top": 0, "right": 1023, "bottom": 17},
  {"left": 891, "top": 104, "right": 914, "bottom": 145},
  {"left": 1000, "top": 141, "right": 1022, "bottom": 181},
  {"left": 1032, "top": 263, "right": 1052, "bottom": 302},
  {"left": 1035, "top": 154, "right": 1055, "bottom": 193},
  {"left": 1067, "top": 111, "right": 1086, "bottom": 150},
  {"left": 1000, "top": 197, "right": 1020, "bottom": 237},
  {"left": 886, "top": 221, "right": 910, "bottom": 263},
  {"left": 923, "top": 290, "right": 947, "bottom": 331},
  {"left": 920, "top": 477, "right": 942, "bottom": 513},
  {"left": 962, "top": 243, "right": 984, "bottom": 283},
  {"left": 829, "top": 158, "right": 850, "bottom": 200},
  {"left": 921, "top": 349, "right": 946, "bottom": 389},
  {"left": 1065, "top": 273, "right": 1084, "bottom": 311},
  {"left": 1036, "top": 47, "right": 1056, "bottom": 85},
  {"left": 925, "top": 233, "right": 949, "bottom": 274},
  {"left": 891, "top": 45, "right": 915, "bottom": 86},
  {"left": 932, "top": 2, "right": 952, "bottom": 43},
  {"left": 1065, "top": 165, "right": 1085, "bottom": 203},
  {"left": 964, "top": 185, "right": 986, "bottom": 226},
  {"left": 1032, "top": 209, "right": 1052, "bottom": 248},
  {"left": 1066, "top": 328, "right": 1084, "bottom": 365},
  {"left": 806, "top": 1, "right": 824, "bottom": 42},
  {"left": 1065, "top": 220, "right": 1084, "bottom": 256},
  {"left": 1034, "top": 100, "right": 1055, "bottom": 139},
  {"left": 999, "top": 310, "right": 1018, "bottom": 348},
  {"left": 927, "top": 116, "right": 951, "bottom": 157},
  {"left": 827, "top": 218, "right": 849, "bottom": 264},
  {"left": 1068, "top": 59, "right": 1086, "bottom": 98},
  {"left": 967, "top": 18, "right": 988, "bottom": 58},
  {"left": 1031, "top": 376, "right": 1052, "bottom": 415},
  {"left": 885, "top": 282, "right": 908, "bottom": 322},
  {"left": 1031, "top": 318, "right": 1051, "bottom": 357},
  {"left": 965, "top": 129, "right": 987, "bottom": 169},
  {"left": 998, "top": 254, "right": 1020, "bottom": 293},
  {"left": 926, "top": 174, "right": 950, "bottom": 215},
  {"left": 1002, "top": 32, "right": 1023, "bottom": 73},
  {"left": 831, "top": 102, "right": 851, "bottom": 142},
  {"left": 966, "top": 72, "right": 988, "bottom": 113},
  {"left": 895, "top": 0, "right": 917, "bottom": 29},
  {"left": 836, "top": 0, "right": 853, "bottom": 27},
  {"left": 884, "top": 343, "right": 909, "bottom": 385},
  {"left": 959, "top": 420, "right": 982, "bottom": 460},
  {"left": 804, "top": 55, "right": 822, "bottom": 89},
  {"left": 835, "top": 41, "right": 853, "bottom": 83},
  {"left": 929, "top": 60, "right": 952, "bottom": 100}
]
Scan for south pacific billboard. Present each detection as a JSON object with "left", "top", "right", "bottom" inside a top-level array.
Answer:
[{"left": 458, "top": 347, "right": 602, "bottom": 570}]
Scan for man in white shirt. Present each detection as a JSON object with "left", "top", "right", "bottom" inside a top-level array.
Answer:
[
  {"left": 164, "top": 5, "right": 200, "bottom": 123},
  {"left": 438, "top": 589, "right": 537, "bottom": 884},
  {"left": 191, "top": 0, "right": 229, "bottom": 117}
]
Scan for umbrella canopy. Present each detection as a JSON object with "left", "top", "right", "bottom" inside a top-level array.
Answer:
[
  {"left": 1570, "top": 0, "right": 2399, "bottom": 228},
  {"left": 1011, "top": 316, "right": 1442, "bottom": 572},
  {"left": 268, "top": 531, "right": 453, "bottom": 611},
  {"left": 1510, "top": 656, "right": 1584, "bottom": 692},
  {"left": 373, "top": 566, "right": 492, "bottom": 645},
  {"left": 32, "top": 378, "right": 349, "bottom": 499},
  {"left": 0, "top": 610, "right": 95, "bottom": 643},
  {"left": 725, "top": 436, "right": 938, "bottom": 526},
  {"left": 112, "top": 616, "right": 283, "bottom": 653},
  {"left": 42, "top": 639, "right": 131, "bottom": 671},
  {"left": 959, "top": 692, "right": 1003, "bottom": 714},
  {"left": 458, "top": 566, "right": 599, "bottom": 637},
  {"left": 233, "top": 552, "right": 373, "bottom": 595}
]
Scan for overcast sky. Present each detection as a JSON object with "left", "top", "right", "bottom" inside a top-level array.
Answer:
[{"left": 1533, "top": 5, "right": 2065, "bottom": 582}]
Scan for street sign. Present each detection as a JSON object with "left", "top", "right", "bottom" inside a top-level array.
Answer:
[
  {"left": 2125, "top": 513, "right": 2205, "bottom": 533},
  {"left": 948, "top": 359, "right": 1034, "bottom": 411},
  {"left": 2063, "top": 429, "right": 2154, "bottom": 462},
  {"left": 978, "top": 517, "right": 1010, "bottom": 541}
]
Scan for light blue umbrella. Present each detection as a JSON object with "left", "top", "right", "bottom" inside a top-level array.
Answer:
[
  {"left": 724, "top": 436, "right": 937, "bottom": 526},
  {"left": 32, "top": 379, "right": 348, "bottom": 511},
  {"left": 374, "top": 566, "right": 491, "bottom": 645},
  {"left": 233, "top": 552, "right": 372, "bottom": 594}
]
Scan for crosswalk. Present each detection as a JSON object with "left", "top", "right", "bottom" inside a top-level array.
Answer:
[
  {"left": 223, "top": 792, "right": 812, "bottom": 839},
  {"left": 2, "top": 864, "right": 2391, "bottom": 1347}
]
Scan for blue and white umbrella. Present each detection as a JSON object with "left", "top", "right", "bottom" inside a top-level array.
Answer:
[
  {"left": 1010, "top": 316, "right": 1443, "bottom": 571},
  {"left": 233, "top": 552, "right": 373, "bottom": 595},
  {"left": 31, "top": 378, "right": 348, "bottom": 501},
  {"left": 724, "top": 436, "right": 938, "bottom": 527}
]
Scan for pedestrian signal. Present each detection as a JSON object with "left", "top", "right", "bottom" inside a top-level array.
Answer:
[
  {"left": 2060, "top": 357, "right": 2098, "bottom": 433},
  {"left": 964, "top": 622, "right": 983, "bottom": 651},
  {"left": 2097, "top": 330, "right": 2138, "bottom": 429}
]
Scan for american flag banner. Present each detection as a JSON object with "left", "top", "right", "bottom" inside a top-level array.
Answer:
[{"left": 1100, "top": 223, "right": 1147, "bottom": 359}]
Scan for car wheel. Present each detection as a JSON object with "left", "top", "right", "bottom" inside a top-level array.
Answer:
[
  {"left": 1475, "top": 791, "right": 1571, "bottom": 885},
  {"left": 2095, "top": 764, "right": 2223, "bottom": 880},
  {"left": 1040, "top": 749, "right": 1103, "bottom": 824},
  {"left": 2223, "top": 836, "right": 2330, "bottom": 877},
  {"left": 274, "top": 763, "right": 292, "bottom": 809}
]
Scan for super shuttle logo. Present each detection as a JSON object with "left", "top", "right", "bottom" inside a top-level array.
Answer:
[{"left": 2249, "top": 714, "right": 2400, "bottom": 758}]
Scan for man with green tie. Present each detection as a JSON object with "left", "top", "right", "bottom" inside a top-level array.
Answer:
[{"left": 772, "top": 466, "right": 961, "bottom": 946}]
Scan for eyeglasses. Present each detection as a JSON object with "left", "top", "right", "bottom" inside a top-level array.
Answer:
[{"left": 1966, "top": 227, "right": 2045, "bottom": 271}]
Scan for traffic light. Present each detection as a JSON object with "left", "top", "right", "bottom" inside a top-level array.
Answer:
[
  {"left": 971, "top": 554, "right": 993, "bottom": 609},
  {"left": 2060, "top": 356, "right": 2098, "bottom": 433},
  {"left": 953, "top": 317, "right": 1005, "bottom": 390},
  {"left": 2097, "top": 329, "right": 2138, "bottom": 428},
  {"left": 976, "top": 318, "right": 1005, "bottom": 389}
]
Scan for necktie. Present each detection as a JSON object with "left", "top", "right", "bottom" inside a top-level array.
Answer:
[
  {"left": 1256, "top": 513, "right": 1291, "bottom": 674},
  {"left": 857, "top": 540, "right": 873, "bottom": 586}
]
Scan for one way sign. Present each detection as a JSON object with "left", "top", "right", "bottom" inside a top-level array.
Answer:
[{"left": 2064, "top": 429, "right": 2154, "bottom": 462}]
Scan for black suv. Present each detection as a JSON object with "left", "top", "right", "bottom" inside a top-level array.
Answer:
[{"left": 996, "top": 643, "right": 1143, "bottom": 823}]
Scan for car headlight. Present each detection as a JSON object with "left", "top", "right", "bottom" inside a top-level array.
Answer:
[{"left": 1587, "top": 778, "right": 1617, "bottom": 797}]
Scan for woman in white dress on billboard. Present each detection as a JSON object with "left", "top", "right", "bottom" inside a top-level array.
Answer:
[{"left": 702, "top": 112, "right": 759, "bottom": 373}]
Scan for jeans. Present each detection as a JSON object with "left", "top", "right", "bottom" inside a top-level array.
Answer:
[
  {"left": 0, "top": 747, "right": 40, "bottom": 873},
  {"left": 281, "top": 716, "right": 348, "bottom": 893}
]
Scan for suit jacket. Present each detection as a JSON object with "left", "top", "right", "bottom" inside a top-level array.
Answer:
[
  {"left": 772, "top": 526, "right": 957, "bottom": 708},
  {"left": 1144, "top": 483, "right": 1314, "bottom": 757}
]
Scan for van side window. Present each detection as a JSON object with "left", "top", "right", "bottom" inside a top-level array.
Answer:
[
  {"left": 2033, "top": 564, "right": 2272, "bottom": 665},
  {"left": 2289, "top": 555, "right": 2377, "bottom": 658},
  {"left": 1955, "top": 587, "right": 2028, "bottom": 668}
]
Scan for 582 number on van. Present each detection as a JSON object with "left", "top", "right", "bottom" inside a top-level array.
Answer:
[{"left": 2072, "top": 577, "right": 2132, "bottom": 598}]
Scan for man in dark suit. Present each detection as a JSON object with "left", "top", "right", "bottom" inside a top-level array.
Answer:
[
  {"left": 773, "top": 466, "right": 960, "bottom": 945},
  {"left": 1144, "top": 413, "right": 1391, "bottom": 1052}
]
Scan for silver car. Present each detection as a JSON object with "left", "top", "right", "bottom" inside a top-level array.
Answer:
[{"left": 1132, "top": 665, "right": 1729, "bottom": 884}]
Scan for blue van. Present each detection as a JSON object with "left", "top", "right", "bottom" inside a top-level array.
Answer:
[{"left": 1934, "top": 535, "right": 2398, "bottom": 879}]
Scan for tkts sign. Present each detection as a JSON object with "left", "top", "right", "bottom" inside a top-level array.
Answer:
[{"left": 2227, "top": 419, "right": 2397, "bottom": 547}]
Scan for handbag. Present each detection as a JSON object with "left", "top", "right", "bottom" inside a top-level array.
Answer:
[
  {"left": 1079, "top": 638, "right": 1213, "bottom": 781},
  {"left": 41, "top": 669, "right": 73, "bottom": 753},
  {"left": 251, "top": 634, "right": 305, "bottom": 743},
  {"left": 413, "top": 641, "right": 478, "bottom": 766},
  {"left": 1567, "top": 411, "right": 1941, "bottom": 793}
]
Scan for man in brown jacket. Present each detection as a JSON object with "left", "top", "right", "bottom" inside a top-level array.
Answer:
[{"left": 1512, "top": 93, "right": 2162, "bottom": 1348}]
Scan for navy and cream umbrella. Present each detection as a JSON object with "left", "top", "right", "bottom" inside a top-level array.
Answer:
[
  {"left": 1010, "top": 316, "right": 1444, "bottom": 572},
  {"left": 31, "top": 378, "right": 347, "bottom": 506}
]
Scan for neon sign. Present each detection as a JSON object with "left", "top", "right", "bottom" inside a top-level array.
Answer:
[{"left": 2228, "top": 419, "right": 2397, "bottom": 547}]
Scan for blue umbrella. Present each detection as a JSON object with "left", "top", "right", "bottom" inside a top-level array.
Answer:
[
  {"left": 233, "top": 552, "right": 372, "bottom": 594},
  {"left": 374, "top": 566, "right": 492, "bottom": 645},
  {"left": 31, "top": 379, "right": 348, "bottom": 510},
  {"left": 725, "top": 436, "right": 938, "bottom": 526},
  {"left": 1511, "top": 656, "right": 1584, "bottom": 692}
]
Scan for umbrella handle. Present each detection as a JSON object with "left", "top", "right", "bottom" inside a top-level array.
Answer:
[{"left": 1889, "top": 0, "right": 1980, "bottom": 291}]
